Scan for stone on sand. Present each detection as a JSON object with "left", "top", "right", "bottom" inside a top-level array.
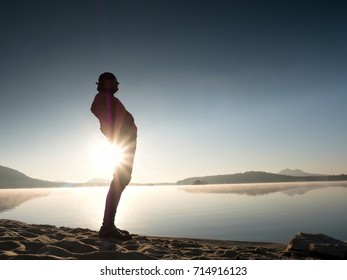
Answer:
[{"left": 285, "top": 232, "right": 347, "bottom": 259}]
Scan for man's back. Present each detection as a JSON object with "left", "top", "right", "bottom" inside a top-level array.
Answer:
[{"left": 91, "top": 92, "right": 137, "bottom": 144}]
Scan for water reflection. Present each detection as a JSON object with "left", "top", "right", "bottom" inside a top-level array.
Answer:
[
  {"left": 0, "top": 183, "right": 347, "bottom": 242},
  {"left": 0, "top": 189, "right": 50, "bottom": 212},
  {"left": 179, "top": 181, "right": 347, "bottom": 196}
]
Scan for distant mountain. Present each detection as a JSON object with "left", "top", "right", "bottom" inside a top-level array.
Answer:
[
  {"left": 0, "top": 165, "right": 63, "bottom": 189},
  {"left": 82, "top": 178, "right": 174, "bottom": 186},
  {"left": 177, "top": 171, "right": 293, "bottom": 185},
  {"left": 85, "top": 178, "right": 111, "bottom": 185},
  {"left": 278, "top": 168, "right": 325, "bottom": 177},
  {"left": 177, "top": 171, "right": 347, "bottom": 185},
  {"left": 0, "top": 165, "right": 174, "bottom": 189},
  {"left": 130, "top": 182, "right": 176, "bottom": 186},
  {"left": 2, "top": 165, "right": 346, "bottom": 189}
]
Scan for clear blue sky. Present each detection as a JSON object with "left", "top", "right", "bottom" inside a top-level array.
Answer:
[{"left": 1, "top": 0, "right": 346, "bottom": 183}]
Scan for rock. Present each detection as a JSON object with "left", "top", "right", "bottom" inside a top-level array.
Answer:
[{"left": 286, "top": 232, "right": 347, "bottom": 259}]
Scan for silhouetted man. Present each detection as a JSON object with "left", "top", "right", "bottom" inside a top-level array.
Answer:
[{"left": 91, "top": 72, "right": 137, "bottom": 240}]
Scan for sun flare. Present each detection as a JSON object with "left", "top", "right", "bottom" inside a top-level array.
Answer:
[{"left": 90, "top": 141, "right": 124, "bottom": 177}]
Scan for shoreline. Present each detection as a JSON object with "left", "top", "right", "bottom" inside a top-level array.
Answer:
[{"left": 1, "top": 219, "right": 339, "bottom": 260}]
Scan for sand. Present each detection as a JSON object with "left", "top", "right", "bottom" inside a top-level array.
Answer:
[{"left": 0, "top": 219, "right": 320, "bottom": 260}]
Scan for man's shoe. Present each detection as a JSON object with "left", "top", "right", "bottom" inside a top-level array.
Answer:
[
  {"left": 116, "top": 227, "right": 129, "bottom": 235},
  {"left": 99, "top": 226, "right": 132, "bottom": 241}
]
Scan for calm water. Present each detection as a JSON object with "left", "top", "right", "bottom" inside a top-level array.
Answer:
[{"left": 1, "top": 181, "right": 347, "bottom": 243}]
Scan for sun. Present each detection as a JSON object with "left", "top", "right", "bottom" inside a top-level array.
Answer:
[{"left": 90, "top": 140, "right": 125, "bottom": 177}]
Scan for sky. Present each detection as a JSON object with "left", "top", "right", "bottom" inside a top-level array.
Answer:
[{"left": 1, "top": 0, "right": 346, "bottom": 183}]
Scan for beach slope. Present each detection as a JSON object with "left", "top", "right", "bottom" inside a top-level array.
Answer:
[{"left": 0, "top": 219, "right": 326, "bottom": 260}]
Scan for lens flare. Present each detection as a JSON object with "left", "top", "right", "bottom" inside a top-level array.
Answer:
[{"left": 91, "top": 141, "right": 124, "bottom": 177}]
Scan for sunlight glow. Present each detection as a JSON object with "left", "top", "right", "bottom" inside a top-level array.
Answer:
[{"left": 90, "top": 141, "right": 124, "bottom": 177}]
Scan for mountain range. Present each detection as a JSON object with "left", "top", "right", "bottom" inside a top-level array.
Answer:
[
  {"left": 1, "top": 165, "right": 346, "bottom": 189},
  {"left": 0, "top": 165, "right": 65, "bottom": 188},
  {"left": 176, "top": 170, "right": 347, "bottom": 185},
  {"left": 278, "top": 168, "right": 326, "bottom": 177}
]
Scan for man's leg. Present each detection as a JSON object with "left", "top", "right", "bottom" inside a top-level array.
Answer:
[
  {"left": 99, "top": 140, "right": 136, "bottom": 239},
  {"left": 101, "top": 178, "right": 124, "bottom": 231}
]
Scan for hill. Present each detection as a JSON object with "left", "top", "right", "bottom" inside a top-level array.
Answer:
[
  {"left": 176, "top": 171, "right": 347, "bottom": 185},
  {"left": 2, "top": 165, "right": 347, "bottom": 188},
  {"left": 278, "top": 168, "right": 325, "bottom": 177},
  {"left": 0, "top": 165, "right": 63, "bottom": 189}
]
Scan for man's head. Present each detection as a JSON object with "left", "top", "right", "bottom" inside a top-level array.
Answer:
[{"left": 96, "top": 72, "right": 119, "bottom": 94}]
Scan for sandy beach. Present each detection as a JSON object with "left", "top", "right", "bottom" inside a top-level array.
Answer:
[{"left": 2, "top": 219, "right": 342, "bottom": 260}]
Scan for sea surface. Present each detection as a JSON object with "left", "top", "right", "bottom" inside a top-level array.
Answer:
[{"left": 1, "top": 181, "right": 347, "bottom": 243}]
